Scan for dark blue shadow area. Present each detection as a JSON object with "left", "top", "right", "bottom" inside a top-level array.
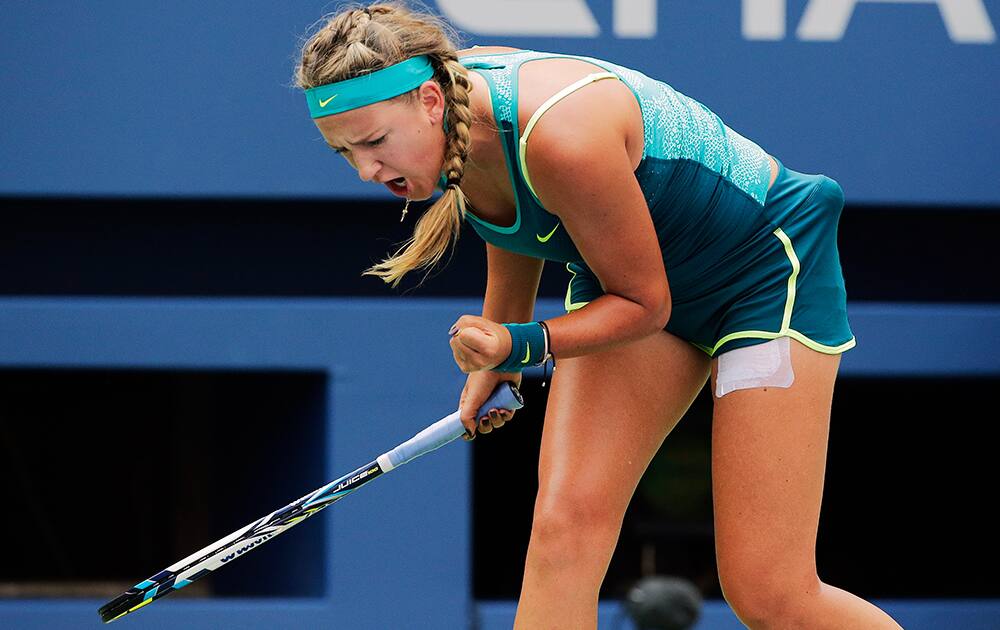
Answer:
[
  {"left": 0, "top": 298, "right": 995, "bottom": 628},
  {"left": 474, "top": 375, "right": 1000, "bottom": 601},
  {"left": 0, "top": 298, "right": 476, "bottom": 629},
  {"left": 1, "top": 197, "right": 998, "bottom": 302},
  {"left": 0, "top": 369, "right": 326, "bottom": 598}
]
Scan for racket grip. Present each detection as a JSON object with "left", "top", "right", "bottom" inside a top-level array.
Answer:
[{"left": 381, "top": 383, "right": 524, "bottom": 470}]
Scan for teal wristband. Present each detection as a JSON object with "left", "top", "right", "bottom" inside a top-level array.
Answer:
[{"left": 494, "top": 323, "right": 547, "bottom": 373}]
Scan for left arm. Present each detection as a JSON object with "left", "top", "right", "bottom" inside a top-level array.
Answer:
[
  {"left": 526, "top": 116, "right": 670, "bottom": 358},
  {"left": 450, "top": 93, "right": 670, "bottom": 369}
]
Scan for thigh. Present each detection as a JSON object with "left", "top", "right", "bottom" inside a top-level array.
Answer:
[
  {"left": 536, "top": 329, "right": 711, "bottom": 517},
  {"left": 711, "top": 338, "right": 841, "bottom": 579}
]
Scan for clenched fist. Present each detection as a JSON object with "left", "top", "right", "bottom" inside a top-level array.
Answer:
[{"left": 449, "top": 315, "right": 512, "bottom": 373}]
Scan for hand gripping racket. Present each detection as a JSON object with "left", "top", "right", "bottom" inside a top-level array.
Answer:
[{"left": 98, "top": 383, "right": 522, "bottom": 623}]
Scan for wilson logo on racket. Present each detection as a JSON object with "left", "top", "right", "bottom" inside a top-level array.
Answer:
[
  {"left": 220, "top": 532, "right": 276, "bottom": 563},
  {"left": 98, "top": 383, "right": 522, "bottom": 624}
]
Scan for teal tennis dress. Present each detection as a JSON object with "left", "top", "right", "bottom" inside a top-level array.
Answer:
[{"left": 457, "top": 50, "right": 855, "bottom": 357}]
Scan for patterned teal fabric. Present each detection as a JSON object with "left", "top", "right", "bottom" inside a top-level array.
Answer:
[
  {"left": 565, "top": 161, "right": 856, "bottom": 356},
  {"left": 457, "top": 50, "right": 773, "bottom": 264},
  {"left": 456, "top": 50, "right": 854, "bottom": 357}
]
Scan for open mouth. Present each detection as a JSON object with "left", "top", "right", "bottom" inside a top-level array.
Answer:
[{"left": 385, "top": 177, "right": 408, "bottom": 197}]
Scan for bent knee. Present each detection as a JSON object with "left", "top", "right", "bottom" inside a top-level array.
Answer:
[
  {"left": 719, "top": 565, "right": 821, "bottom": 627},
  {"left": 529, "top": 491, "right": 624, "bottom": 558}
]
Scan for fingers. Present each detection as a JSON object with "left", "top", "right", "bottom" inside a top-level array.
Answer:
[
  {"left": 460, "top": 409, "right": 477, "bottom": 439},
  {"left": 449, "top": 314, "right": 480, "bottom": 334},
  {"left": 458, "top": 372, "right": 520, "bottom": 441},
  {"left": 452, "top": 321, "right": 519, "bottom": 438},
  {"left": 450, "top": 329, "right": 497, "bottom": 372},
  {"left": 453, "top": 327, "right": 494, "bottom": 354},
  {"left": 449, "top": 315, "right": 511, "bottom": 372},
  {"left": 459, "top": 407, "right": 517, "bottom": 440},
  {"left": 474, "top": 408, "right": 516, "bottom": 436}
]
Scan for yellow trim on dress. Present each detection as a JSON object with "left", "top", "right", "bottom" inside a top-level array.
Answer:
[
  {"left": 703, "top": 228, "right": 855, "bottom": 357},
  {"left": 562, "top": 229, "right": 856, "bottom": 356},
  {"left": 519, "top": 72, "right": 619, "bottom": 199},
  {"left": 774, "top": 227, "right": 799, "bottom": 331},
  {"left": 564, "top": 263, "right": 591, "bottom": 312},
  {"left": 706, "top": 329, "right": 856, "bottom": 357}
]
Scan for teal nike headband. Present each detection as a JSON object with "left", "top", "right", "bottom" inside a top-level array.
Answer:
[{"left": 305, "top": 55, "right": 435, "bottom": 119}]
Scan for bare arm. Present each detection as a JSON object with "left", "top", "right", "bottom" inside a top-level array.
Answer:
[
  {"left": 525, "top": 94, "right": 670, "bottom": 358},
  {"left": 482, "top": 242, "right": 544, "bottom": 323},
  {"left": 453, "top": 242, "right": 543, "bottom": 435},
  {"left": 451, "top": 89, "right": 668, "bottom": 370}
]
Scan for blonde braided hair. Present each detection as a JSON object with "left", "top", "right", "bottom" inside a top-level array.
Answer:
[{"left": 296, "top": 3, "right": 474, "bottom": 287}]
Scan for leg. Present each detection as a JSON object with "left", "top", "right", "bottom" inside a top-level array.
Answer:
[
  {"left": 514, "top": 331, "right": 710, "bottom": 630},
  {"left": 712, "top": 339, "right": 901, "bottom": 629}
]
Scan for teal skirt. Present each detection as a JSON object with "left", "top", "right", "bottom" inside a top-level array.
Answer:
[{"left": 565, "top": 160, "right": 856, "bottom": 357}]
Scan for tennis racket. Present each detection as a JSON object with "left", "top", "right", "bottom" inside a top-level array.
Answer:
[{"left": 98, "top": 382, "right": 523, "bottom": 623}]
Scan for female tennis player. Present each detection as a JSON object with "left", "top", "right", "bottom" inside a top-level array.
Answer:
[{"left": 296, "top": 3, "right": 901, "bottom": 628}]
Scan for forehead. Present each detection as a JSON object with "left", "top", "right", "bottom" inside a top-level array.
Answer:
[{"left": 313, "top": 98, "right": 411, "bottom": 146}]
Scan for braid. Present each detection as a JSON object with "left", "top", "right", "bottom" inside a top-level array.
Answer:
[
  {"left": 296, "top": 3, "right": 475, "bottom": 287},
  {"left": 361, "top": 53, "right": 475, "bottom": 287},
  {"left": 346, "top": 9, "right": 371, "bottom": 44},
  {"left": 360, "top": 56, "right": 474, "bottom": 288},
  {"left": 439, "top": 55, "right": 474, "bottom": 190},
  {"left": 341, "top": 9, "right": 383, "bottom": 72}
]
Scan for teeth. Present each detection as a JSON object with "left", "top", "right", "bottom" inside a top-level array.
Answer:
[{"left": 393, "top": 177, "right": 405, "bottom": 185}]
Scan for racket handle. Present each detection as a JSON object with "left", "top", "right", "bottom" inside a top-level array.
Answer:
[{"left": 380, "top": 383, "right": 523, "bottom": 471}]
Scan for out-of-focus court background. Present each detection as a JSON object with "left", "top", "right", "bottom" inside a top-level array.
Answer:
[{"left": 1, "top": 2, "right": 998, "bottom": 628}]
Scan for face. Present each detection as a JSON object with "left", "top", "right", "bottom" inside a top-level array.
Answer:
[{"left": 314, "top": 81, "right": 447, "bottom": 201}]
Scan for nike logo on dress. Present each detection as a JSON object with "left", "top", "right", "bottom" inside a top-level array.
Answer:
[
  {"left": 521, "top": 343, "right": 531, "bottom": 364},
  {"left": 536, "top": 223, "right": 561, "bottom": 243},
  {"left": 318, "top": 95, "right": 338, "bottom": 107}
]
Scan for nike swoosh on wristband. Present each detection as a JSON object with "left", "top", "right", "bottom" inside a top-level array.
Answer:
[
  {"left": 536, "top": 222, "right": 561, "bottom": 243},
  {"left": 318, "top": 95, "right": 338, "bottom": 107},
  {"left": 521, "top": 343, "right": 531, "bottom": 364}
]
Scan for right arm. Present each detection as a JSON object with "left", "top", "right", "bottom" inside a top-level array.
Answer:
[
  {"left": 458, "top": 242, "right": 544, "bottom": 436},
  {"left": 483, "top": 241, "right": 543, "bottom": 324}
]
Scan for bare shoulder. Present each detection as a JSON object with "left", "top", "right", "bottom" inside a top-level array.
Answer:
[
  {"left": 457, "top": 46, "right": 521, "bottom": 58},
  {"left": 517, "top": 58, "right": 644, "bottom": 174}
]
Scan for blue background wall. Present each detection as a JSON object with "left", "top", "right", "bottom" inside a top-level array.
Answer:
[
  {"left": 1, "top": 0, "right": 997, "bottom": 203},
  {"left": 1, "top": 2, "right": 999, "bottom": 628},
  {"left": 0, "top": 298, "right": 998, "bottom": 629}
]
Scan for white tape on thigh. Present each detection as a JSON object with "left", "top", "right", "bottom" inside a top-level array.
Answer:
[{"left": 715, "top": 336, "right": 794, "bottom": 398}]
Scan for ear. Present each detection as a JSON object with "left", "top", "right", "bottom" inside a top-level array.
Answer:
[{"left": 416, "top": 80, "right": 446, "bottom": 126}]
